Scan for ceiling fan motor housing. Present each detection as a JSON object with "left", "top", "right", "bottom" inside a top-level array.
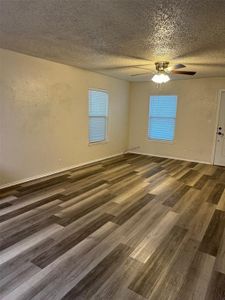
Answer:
[{"left": 155, "top": 61, "right": 169, "bottom": 71}]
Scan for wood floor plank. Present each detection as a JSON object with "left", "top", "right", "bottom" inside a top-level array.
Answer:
[
  {"left": 199, "top": 209, "right": 225, "bottom": 257},
  {"left": 112, "top": 182, "right": 150, "bottom": 205},
  {"left": 0, "top": 224, "right": 63, "bottom": 265},
  {"left": 0, "top": 262, "right": 41, "bottom": 298},
  {"left": 217, "top": 189, "right": 225, "bottom": 211},
  {"left": 194, "top": 174, "right": 211, "bottom": 189},
  {"left": 59, "top": 183, "right": 109, "bottom": 209},
  {"left": 172, "top": 187, "right": 200, "bottom": 214},
  {"left": 205, "top": 271, "right": 225, "bottom": 300},
  {"left": 129, "top": 211, "right": 178, "bottom": 263},
  {"left": 32, "top": 213, "right": 114, "bottom": 268},
  {"left": 0, "top": 195, "right": 18, "bottom": 204},
  {"left": 0, "top": 203, "right": 12, "bottom": 210},
  {"left": 124, "top": 202, "right": 170, "bottom": 249},
  {"left": 214, "top": 232, "right": 225, "bottom": 274},
  {"left": 91, "top": 257, "right": 144, "bottom": 300},
  {"left": 0, "top": 199, "right": 62, "bottom": 234},
  {"left": 55, "top": 193, "right": 114, "bottom": 226},
  {"left": 55, "top": 189, "right": 111, "bottom": 218},
  {"left": 0, "top": 215, "right": 59, "bottom": 251},
  {"left": 150, "top": 176, "right": 180, "bottom": 197},
  {"left": 183, "top": 201, "right": 215, "bottom": 241},
  {"left": 163, "top": 184, "right": 190, "bottom": 207},
  {"left": 69, "top": 164, "right": 104, "bottom": 181},
  {"left": 61, "top": 243, "right": 132, "bottom": 299},
  {"left": 0, "top": 237, "right": 55, "bottom": 282},
  {"left": 149, "top": 238, "right": 199, "bottom": 300},
  {"left": 207, "top": 183, "right": 225, "bottom": 204},
  {"left": 0, "top": 194, "right": 62, "bottom": 223},
  {"left": 128, "top": 226, "right": 187, "bottom": 298},
  {"left": 112, "top": 194, "right": 154, "bottom": 225},
  {"left": 179, "top": 169, "right": 203, "bottom": 186},
  {"left": 109, "top": 174, "right": 143, "bottom": 195},
  {"left": 0, "top": 188, "right": 64, "bottom": 216},
  {"left": 176, "top": 251, "right": 215, "bottom": 300}
]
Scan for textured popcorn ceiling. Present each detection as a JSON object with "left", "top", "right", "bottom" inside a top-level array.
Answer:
[{"left": 0, "top": 0, "right": 225, "bottom": 81}]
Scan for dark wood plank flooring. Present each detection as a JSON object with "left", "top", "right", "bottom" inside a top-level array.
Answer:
[{"left": 0, "top": 153, "right": 225, "bottom": 299}]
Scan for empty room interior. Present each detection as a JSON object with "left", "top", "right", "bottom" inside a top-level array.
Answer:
[{"left": 1, "top": 0, "right": 225, "bottom": 299}]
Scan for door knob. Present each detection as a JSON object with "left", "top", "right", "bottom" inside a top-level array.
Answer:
[{"left": 218, "top": 132, "right": 224, "bottom": 136}]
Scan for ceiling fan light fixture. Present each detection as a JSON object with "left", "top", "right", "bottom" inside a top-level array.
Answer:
[{"left": 152, "top": 72, "right": 170, "bottom": 84}]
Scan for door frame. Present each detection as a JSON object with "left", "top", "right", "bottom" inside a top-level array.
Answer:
[{"left": 212, "top": 89, "right": 225, "bottom": 165}]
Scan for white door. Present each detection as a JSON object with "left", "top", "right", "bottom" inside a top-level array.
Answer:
[{"left": 214, "top": 91, "right": 225, "bottom": 166}]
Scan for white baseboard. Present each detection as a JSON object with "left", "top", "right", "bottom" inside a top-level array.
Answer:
[
  {"left": 128, "top": 151, "right": 212, "bottom": 165},
  {"left": 0, "top": 151, "right": 212, "bottom": 190},
  {"left": 0, "top": 152, "right": 124, "bottom": 190}
]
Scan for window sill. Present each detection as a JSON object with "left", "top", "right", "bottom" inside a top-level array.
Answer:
[
  {"left": 148, "top": 138, "right": 175, "bottom": 144},
  {"left": 88, "top": 140, "right": 108, "bottom": 146}
]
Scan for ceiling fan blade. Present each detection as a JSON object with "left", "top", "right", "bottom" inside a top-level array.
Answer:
[
  {"left": 171, "top": 70, "right": 196, "bottom": 75},
  {"left": 167, "top": 64, "right": 186, "bottom": 71},
  {"left": 184, "top": 63, "right": 225, "bottom": 67},
  {"left": 131, "top": 72, "right": 151, "bottom": 77},
  {"left": 96, "top": 64, "right": 152, "bottom": 71}
]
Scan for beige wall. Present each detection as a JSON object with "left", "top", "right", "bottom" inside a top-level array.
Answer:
[
  {"left": 129, "top": 78, "right": 225, "bottom": 163},
  {"left": 0, "top": 49, "right": 130, "bottom": 186}
]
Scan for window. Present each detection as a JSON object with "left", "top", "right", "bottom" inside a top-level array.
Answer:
[
  {"left": 88, "top": 89, "right": 108, "bottom": 143},
  {"left": 148, "top": 95, "right": 177, "bottom": 141}
]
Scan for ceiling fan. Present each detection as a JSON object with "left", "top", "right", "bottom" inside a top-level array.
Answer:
[{"left": 131, "top": 61, "right": 196, "bottom": 83}]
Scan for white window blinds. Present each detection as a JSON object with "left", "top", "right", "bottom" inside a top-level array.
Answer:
[
  {"left": 88, "top": 90, "right": 108, "bottom": 143},
  {"left": 148, "top": 95, "right": 177, "bottom": 141}
]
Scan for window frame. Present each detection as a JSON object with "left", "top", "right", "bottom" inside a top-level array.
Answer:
[
  {"left": 148, "top": 95, "right": 178, "bottom": 143},
  {"left": 88, "top": 88, "right": 109, "bottom": 145}
]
